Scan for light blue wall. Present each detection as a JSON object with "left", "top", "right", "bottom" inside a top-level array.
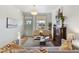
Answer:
[{"left": 0, "top": 6, "right": 23, "bottom": 48}]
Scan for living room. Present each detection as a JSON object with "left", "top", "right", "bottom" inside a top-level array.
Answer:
[{"left": 0, "top": 5, "right": 79, "bottom": 53}]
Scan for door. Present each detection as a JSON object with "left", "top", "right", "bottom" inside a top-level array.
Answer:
[{"left": 24, "top": 16, "right": 33, "bottom": 36}]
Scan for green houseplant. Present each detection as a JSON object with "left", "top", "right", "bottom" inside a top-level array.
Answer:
[
  {"left": 57, "top": 8, "right": 65, "bottom": 27},
  {"left": 60, "top": 14, "right": 65, "bottom": 27}
]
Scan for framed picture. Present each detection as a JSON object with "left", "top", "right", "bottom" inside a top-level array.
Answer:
[
  {"left": 37, "top": 20, "right": 46, "bottom": 29},
  {"left": 6, "top": 17, "right": 17, "bottom": 28},
  {"left": 36, "top": 15, "right": 46, "bottom": 29}
]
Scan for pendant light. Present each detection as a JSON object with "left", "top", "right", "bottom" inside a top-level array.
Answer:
[{"left": 31, "top": 5, "right": 38, "bottom": 15}]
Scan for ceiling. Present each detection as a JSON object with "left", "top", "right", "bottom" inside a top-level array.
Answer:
[
  {"left": 14, "top": 5, "right": 79, "bottom": 18},
  {"left": 15, "top": 5, "right": 58, "bottom": 13}
]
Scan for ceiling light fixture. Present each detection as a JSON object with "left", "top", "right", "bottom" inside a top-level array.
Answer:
[{"left": 31, "top": 5, "right": 38, "bottom": 15}]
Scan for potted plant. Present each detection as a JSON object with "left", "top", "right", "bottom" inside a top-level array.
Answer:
[{"left": 56, "top": 8, "right": 65, "bottom": 27}]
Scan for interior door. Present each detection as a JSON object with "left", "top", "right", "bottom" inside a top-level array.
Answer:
[{"left": 25, "top": 16, "right": 33, "bottom": 36}]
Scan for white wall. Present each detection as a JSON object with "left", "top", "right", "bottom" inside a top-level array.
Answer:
[
  {"left": 0, "top": 6, "right": 23, "bottom": 48},
  {"left": 52, "top": 5, "right": 79, "bottom": 39}
]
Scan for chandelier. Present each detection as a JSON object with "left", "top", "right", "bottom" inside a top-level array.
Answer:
[{"left": 31, "top": 5, "right": 38, "bottom": 15}]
